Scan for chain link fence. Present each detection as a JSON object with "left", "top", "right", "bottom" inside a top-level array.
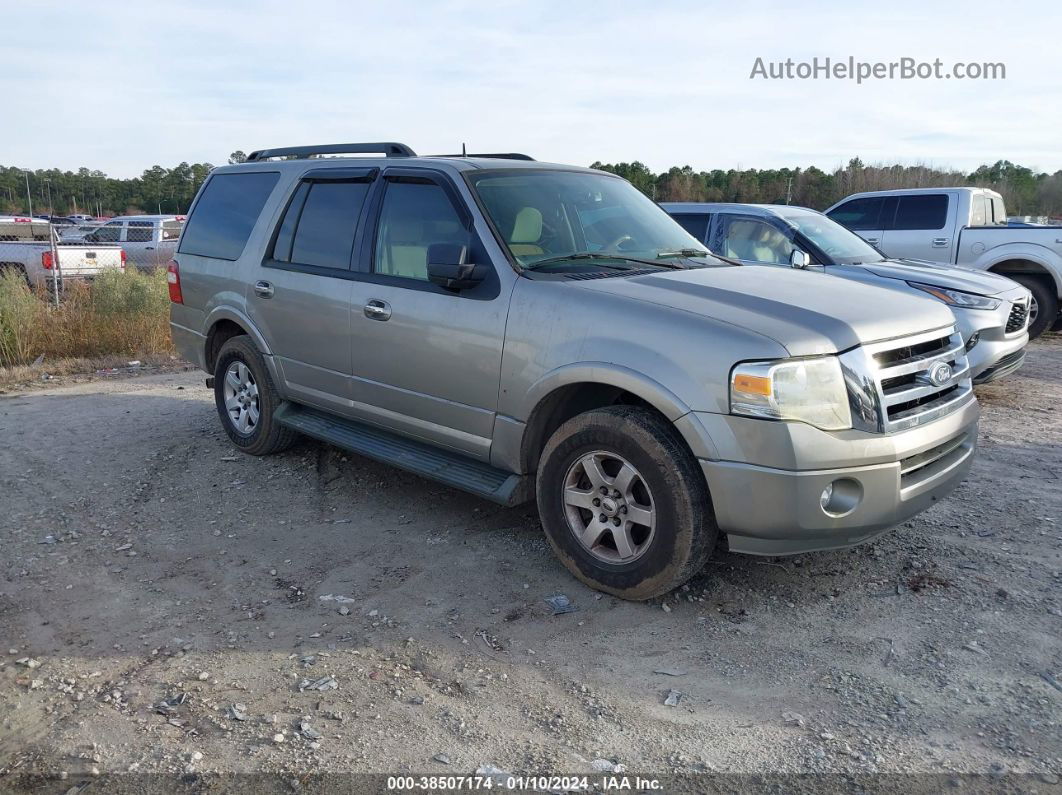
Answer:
[{"left": 0, "top": 212, "right": 184, "bottom": 302}]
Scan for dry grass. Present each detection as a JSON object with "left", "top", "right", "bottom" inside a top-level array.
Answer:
[{"left": 0, "top": 268, "right": 173, "bottom": 368}]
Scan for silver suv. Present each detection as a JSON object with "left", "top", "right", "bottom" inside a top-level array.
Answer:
[{"left": 169, "top": 142, "right": 979, "bottom": 599}]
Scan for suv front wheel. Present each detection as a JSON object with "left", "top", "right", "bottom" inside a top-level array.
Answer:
[
  {"left": 213, "top": 335, "right": 298, "bottom": 456},
  {"left": 536, "top": 406, "right": 718, "bottom": 600}
]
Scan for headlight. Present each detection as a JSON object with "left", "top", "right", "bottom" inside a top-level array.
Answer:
[
  {"left": 730, "top": 355, "right": 852, "bottom": 431},
  {"left": 907, "top": 282, "right": 1001, "bottom": 310}
]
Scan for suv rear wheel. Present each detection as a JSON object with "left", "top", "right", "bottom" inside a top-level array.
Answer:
[
  {"left": 536, "top": 405, "right": 718, "bottom": 600},
  {"left": 214, "top": 336, "right": 298, "bottom": 456}
]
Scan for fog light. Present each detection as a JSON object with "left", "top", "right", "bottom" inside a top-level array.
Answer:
[
  {"left": 819, "top": 478, "right": 863, "bottom": 518},
  {"left": 819, "top": 483, "right": 834, "bottom": 511},
  {"left": 965, "top": 332, "right": 980, "bottom": 351}
]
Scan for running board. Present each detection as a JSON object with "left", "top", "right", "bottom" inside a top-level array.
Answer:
[{"left": 275, "top": 403, "right": 532, "bottom": 507}]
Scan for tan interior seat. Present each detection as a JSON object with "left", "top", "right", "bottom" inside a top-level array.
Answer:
[{"left": 509, "top": 207, "right": 544, "bottom": 257}]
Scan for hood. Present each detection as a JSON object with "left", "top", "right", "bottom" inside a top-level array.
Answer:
[
  {"left": 856, "top": 258, "right": 1020, "bottom": 296},
  {"left": 577, "top": 266, "right": 956, "bottom": 357}
]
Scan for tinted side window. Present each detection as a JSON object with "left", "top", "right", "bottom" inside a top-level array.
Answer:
[
  {"left": 179, "top": 172, "right": 279, "bottom": 260},
  {"left": 272, "top": 180, "right": 370, "bottom": 270},
  {"left": 374, "top": 181, "right": 467, "bottom": 281},
  {"left": 162, "top": 221, "right": 183, "bottom": 240},
  {"left": 711, "top": 214, "right": 793, "bottom": 265},
  {"left": 892, "top": 195, "right": 948, "bottom": 230},
  {"left": 126, "top": 220, "right": 153, "bottom": 242},
  {"left": 826, "top": 197, "right": 883, "bottom": 231},
  {"left": 670, "top": 213, "right": 710, "bottom": 243}
]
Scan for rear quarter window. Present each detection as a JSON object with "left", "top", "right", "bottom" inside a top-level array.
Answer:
[{"left": 179, "top": 172, "right": 280, "bottom": 260}]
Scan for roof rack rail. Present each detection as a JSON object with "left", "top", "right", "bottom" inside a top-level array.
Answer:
[
  {"left": 246, "top": 142, "right": 416, "bottom": 162},
  {"left": 432, "top": 152, "right": 535, "bottom": 161}
]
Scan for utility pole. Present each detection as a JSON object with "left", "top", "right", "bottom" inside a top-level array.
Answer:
[
  {"left": 785, "top": 175, "right": 793, "bottom": 205},
  {"left": 45, "top": 178, "right": 54, "bottom": 216},
  {"left": 23, "top": 171, "right": 33, "bottom": 217}
]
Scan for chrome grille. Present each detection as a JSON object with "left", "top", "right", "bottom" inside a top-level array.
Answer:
[
  {"left": 1005, "top": 299, "right": 1029, "bottom": 334},
  {"left": 839, "top": 327, "right": 974, "bottom": 434}
]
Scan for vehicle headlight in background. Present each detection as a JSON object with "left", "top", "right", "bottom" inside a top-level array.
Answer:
[
  {"left": 730, "top": 356, "right": 852, "bottom": 431},
  {"left": 907, "top": 282, "right": 1001, "bottom": 310}
]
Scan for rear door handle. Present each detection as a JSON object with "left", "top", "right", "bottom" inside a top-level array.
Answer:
[
  {"left": 364, "top": 299, "right": 391, "bottom": 321},
  {"left": 932, "top": 237, "right": 950, "bottom": 247},
  {"left": 253, "top": 280, "right": 274, "bottom": 298},
  {"left": 865, "top": 237, "right": 880, "bottom": 244}
]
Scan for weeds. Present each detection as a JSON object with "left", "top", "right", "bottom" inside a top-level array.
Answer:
[{"left": 0, "top": 269, "right": 173, "bottom": 368}]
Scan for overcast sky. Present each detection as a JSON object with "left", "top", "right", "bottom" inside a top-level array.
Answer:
[{"left": 2, "top": 0, "right": 1059, "bottom": 178}]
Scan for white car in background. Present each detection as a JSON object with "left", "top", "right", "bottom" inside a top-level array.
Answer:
[{"left": 85, "top": 214, "right": 185, "bottom": 269}]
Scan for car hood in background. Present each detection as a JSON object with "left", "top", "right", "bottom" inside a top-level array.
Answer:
[
  {"left": 578, "top": 265, "right": 956, "bottom": 357},
  {"left": 855, "top": 258, "right": 1021, "bottom": 296}
]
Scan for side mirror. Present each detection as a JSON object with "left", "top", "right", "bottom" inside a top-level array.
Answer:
[
  {"left": 427, "top": 243, "right": 485, "bottom": 291},
  {"left": 790, "top": 249, "right": 810, "bottom": 269}
]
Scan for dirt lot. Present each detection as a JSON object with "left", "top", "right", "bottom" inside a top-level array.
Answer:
[{"left": 1, "top": 337, "right": 1060, "bottom": 791}]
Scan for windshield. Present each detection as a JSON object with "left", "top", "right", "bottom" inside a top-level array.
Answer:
[
  {"left": 467, "top": 170, "right": 709, "bottom": 269},
  {"left": 778, "top": 211, "right": 885, "bottom": 264}
]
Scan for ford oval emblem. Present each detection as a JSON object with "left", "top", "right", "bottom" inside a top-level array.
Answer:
[{"left": 929, "top": 362, "right": 952, "bottom": 387}]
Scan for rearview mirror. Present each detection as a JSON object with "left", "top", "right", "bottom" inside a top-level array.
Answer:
[
  {"left": 790, "top": 249, "right": 810, "bottom": 269},
  {"left": 426, "top": 243, "right": 485, "bottom": 291}
]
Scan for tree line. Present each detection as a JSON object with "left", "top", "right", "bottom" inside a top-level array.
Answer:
[
  {"left": 2, "top": 154, "right": 1060, "bottom": 218},
  {"left": 592, "top": 158, "right": 1062, "bottom": 217}
]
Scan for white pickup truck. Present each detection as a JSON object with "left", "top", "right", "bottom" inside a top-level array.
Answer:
[
  {"left": 825, "top": 187, "right": 1061, "bottom": 338},
  {"left": 0, "top": 218, "right": 126, "bottom": 289}
]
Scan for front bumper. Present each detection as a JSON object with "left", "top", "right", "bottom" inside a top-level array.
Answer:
[
  {"left": 687, "top": 397, "right": 979, "bottom": 556},
  {"left": 955, "top": 288, "right": 1030, "bottom": 383}
]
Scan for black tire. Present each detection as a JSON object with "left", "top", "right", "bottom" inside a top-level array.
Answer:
[
  {"left": 536, "top": 405, "right": 718, "bottom": 600},
  {"left": 1011, "top": 274, "right": 1058, "bottom": 340},
  {"left": 213, "top": 335, "right": 298, "bottom": 456}
]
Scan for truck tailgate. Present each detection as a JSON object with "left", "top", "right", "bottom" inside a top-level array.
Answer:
[{"left": 56, "top": 245, "right": 124, "bottom": 276}]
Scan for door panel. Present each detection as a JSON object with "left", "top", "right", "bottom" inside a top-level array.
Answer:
[
  {"left": 345, "top": 173, "right": 506, "bottom": 459},
  {"left": 348, "top": 285, "right": 508, "bottom": 457},
  {"left": 244, "top": 170, "right": 375, "bottom": 415},
  {"left": 880, "top": 193, "right": 956, "bottom": 263},
  {"left": 247, "top": 270, "right": 354, "bottom": 412}
]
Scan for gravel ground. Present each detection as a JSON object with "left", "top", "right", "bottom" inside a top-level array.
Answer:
[{"left": 0, "top": 336, "right": 1059, "bottom": 791}]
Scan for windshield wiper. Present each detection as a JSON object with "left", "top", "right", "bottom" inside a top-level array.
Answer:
[
  {"left": 656, "top": 248, "right": 709, "bottom": 259},
  {"left": 658, "top": 248, "right": 743, "bottom": 267},
  {"left": 522, "top": 252, "right": 685, "bottom": 271}
]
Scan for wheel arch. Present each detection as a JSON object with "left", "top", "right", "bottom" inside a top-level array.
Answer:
[
  {"left": 985, "top": 255, "right": 1061, "bottom": 297},
  {"left": 203, "top": 307, "right": 273, "bottom": 373},
  {"left": 516, "top": 364, "right": 711, "bottom": 475}
]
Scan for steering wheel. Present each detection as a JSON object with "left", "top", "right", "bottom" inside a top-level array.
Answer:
[{"left": 604, "top": 234, "right": 634, "bottom": 250}]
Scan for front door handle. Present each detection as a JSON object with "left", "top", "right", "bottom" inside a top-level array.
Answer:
[
  {"left": 253, "top": 280, "right": 274, "bottom": 298},
  {"left": 364, "top": 299, "right": 391, "bottom": 321},
  {"left": 865, "top": 237, "right": 880, "bottom": 244}
]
